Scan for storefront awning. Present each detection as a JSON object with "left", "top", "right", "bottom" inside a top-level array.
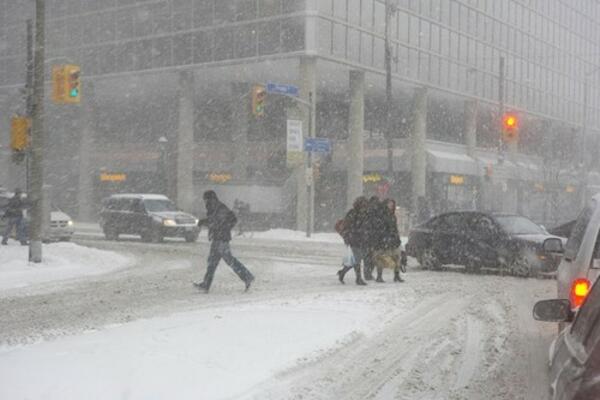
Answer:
[{"left": 427, "top": 149, "right": 479, "bottom": 176}]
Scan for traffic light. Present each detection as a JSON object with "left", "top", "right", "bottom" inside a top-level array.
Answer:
[
  {"left": 52, "top": 64, "right": 81, "bottom": 104},
  {"left": 66, "top": 65, "right": 81, "bottom": 102},
  {"left": 10, "top": 116, "right": 30, "bottom": 152},
  {"left": 251, "top": 85, "right": 266, "bottom": 117},
  {"left": 501, "top": 112, "right": 519, "bottom": 143}
]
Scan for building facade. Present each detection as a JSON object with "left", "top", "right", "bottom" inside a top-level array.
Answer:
[{"left": 1, "top": 0, "right": 599, "bottom": 229}]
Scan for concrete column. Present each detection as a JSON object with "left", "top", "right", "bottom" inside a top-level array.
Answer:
[
  {"left": 77, "top": 83, "right": 96, "bottom": 222},
  {"left": 231, "top": 82, "right": 250, "bottom": 182},
  {"left": 176, "top": 70, "right": 195, "bottom": 213},
  {"left": 464, "top": 100, "right": 478, "bottom": 157},
  {"left": 296, "top": 57, "right": 317, "bottom": 232},
  {"left": 347, "top": 70, "right": 365, "bottom": 209},
  {"left": 410, "top": 87, "right": 428, "bottom": 217},
  {"left": 0, "top": 96, "right": 11, "bottom": 188}
]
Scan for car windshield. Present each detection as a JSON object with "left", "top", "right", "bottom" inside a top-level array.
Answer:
[
  {"left": 495, "top": 216, "right": 545, "bottom": 235},
  {"left": 143, "top": 199, "right": 177, "bottom": 212}
]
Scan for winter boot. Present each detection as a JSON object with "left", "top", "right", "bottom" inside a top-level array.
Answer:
[
  {"left": 375, "top": 267, "right": 385, "bottom": 283},
  {"left": 337, "top": 265, "right": 353, "bottom": 284},
  {"left": 354, "top": 265, "right": 367, "bottom": 286},
  {"left": 193, "top": 281, "right": 210, "bottom": 293},
  {"left": 244, "top": 275, "right": 255, "bottom": 292},
  {"left": 393, "top": 271, "right": 404, "bottom": 283}
]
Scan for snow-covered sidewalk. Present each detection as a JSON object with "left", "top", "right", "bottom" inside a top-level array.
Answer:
[{"left": 0, "top": 242, "right": 134, "bottom": 292}]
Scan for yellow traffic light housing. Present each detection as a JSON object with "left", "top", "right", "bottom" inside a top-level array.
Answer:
[
  {"left": 251, "top": 85, "right": 266, "bottom": 117},
  {"left": 52, "top": 64, "right": 81, "bottom": 104},
  {"left": 501, "top": 112, "right": 519, "bottom": 143},
  {"left": 10, "top": 116, "right": 31, "bottom": 152}
]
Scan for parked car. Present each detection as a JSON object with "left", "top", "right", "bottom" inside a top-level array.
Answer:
[
  {"left": 555, "top": 195, "right": 600, "bottom": 314},
  {"left": 0, "top": 191, "right": 74, "bottom": 242},
  {"left": 405, "top": 211, "right": 564, "bottom": 277},
  {"left": 99, "top": 194, "right": 200, "bottom": 243},
  {"left": 533, "top": 278, "right": 600, "bottom": 400}
]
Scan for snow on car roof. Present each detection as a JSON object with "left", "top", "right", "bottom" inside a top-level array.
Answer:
[{"left": 109, "top": 194, "right": 170, "bottom": 201}]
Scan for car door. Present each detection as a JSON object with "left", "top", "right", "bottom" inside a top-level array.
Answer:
[
  {"left": 465, "top": 214, "right": 501, "bottom": 267},
  {"left": 432, "top": 213, "right": 466, "bottom": 265},
  {"left": 552, "top": 280, "right": 600, "bottom": 400}
]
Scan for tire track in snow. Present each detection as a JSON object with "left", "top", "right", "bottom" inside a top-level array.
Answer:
[{"left": 453, "top": 315, "right": 484, "bottom": 390}]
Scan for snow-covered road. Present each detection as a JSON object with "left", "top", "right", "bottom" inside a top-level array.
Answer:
[{"left": 0, "top": 236, "right": 556, "bottom": 399}]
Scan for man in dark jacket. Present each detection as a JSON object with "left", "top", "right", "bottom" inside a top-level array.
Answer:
[
  {"left": 194, "top": 191, "right": 254, "bottom": 293},
  {"left": 1, "top": 188, "right": 27, "bottom": 245}
]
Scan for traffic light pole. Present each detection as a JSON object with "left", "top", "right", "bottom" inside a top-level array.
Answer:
[
  {"left": 498, "top": 56, "right": 505, "bottom": 163},
  {"left": 29, "top": 0, "right": 46, "bottom": 263}
]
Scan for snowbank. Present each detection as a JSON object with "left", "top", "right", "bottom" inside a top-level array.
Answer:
[
  {"left": 0, "top": 242, "right": 133, "bottom": 291},
  {"left": 0, "top": 294, "right": 378, "bottom": 400}
]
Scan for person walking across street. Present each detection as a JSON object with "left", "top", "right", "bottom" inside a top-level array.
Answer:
[
  {"left": 336, "top": 196, "right": 368, "bottom": 286},
  {"left": 373, "top": 198, "right": 405, "bottom": 283},
  {"left": 1, "top": 188, "right": 27, "bottom": 246},
  {"left": 363, "top": 196, "right": 386, "bottom": 281},
  {"left": 194, "top": 191, "right": 254, "bottom": 293}
]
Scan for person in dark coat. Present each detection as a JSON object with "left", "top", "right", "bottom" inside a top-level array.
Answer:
[
  {"left": 194, "top": 191, "right": 254, "bottom": 293},
  {"left": 1, "top": 188, "right": 27, "bottom": 245},
  {"left": 336, "top": 196, "right": 368, "bottom": 286},
  {"left": 373, "top": 198, "right": 404, "bottom": 282},
  {"left": 363, "top": 196, "right": 386, "bottom": 280}
]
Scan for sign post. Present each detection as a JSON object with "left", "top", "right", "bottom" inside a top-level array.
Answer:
[{"left": 286, "top": 120, "right": 303, "bottom": 167}]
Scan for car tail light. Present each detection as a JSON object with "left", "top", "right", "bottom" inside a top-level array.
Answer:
[{"left": 570, "top": 278, "right": 591, "bottom": 309}]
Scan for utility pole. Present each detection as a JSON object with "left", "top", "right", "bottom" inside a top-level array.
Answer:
[
  {"left": 384, "top": 0, "right": 395, "bottom": 180},
  {"left": 29, "top": 0, "right": 46, "bottom": 263},
  {"left": 25, "top": 19, "right": 33, "bottom": 197},
  {"left": 498, "top": 56, "right": 505, "bottom": 163}
]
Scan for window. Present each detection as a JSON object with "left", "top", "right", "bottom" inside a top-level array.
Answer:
[{"left": 564, "top": 202, "right": 596, "bottom": 261}]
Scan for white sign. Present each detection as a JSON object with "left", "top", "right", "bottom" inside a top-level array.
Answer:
[{"left": 287, "top": 119, "right": 304, "bottom": 166}]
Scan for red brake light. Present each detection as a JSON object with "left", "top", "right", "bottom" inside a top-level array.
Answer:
[{"left": 570, "top": 278, "right": 591, "bottom": 309}]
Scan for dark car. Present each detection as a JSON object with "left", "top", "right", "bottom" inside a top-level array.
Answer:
[
  {"left": 405, "top": 211, "right": 565, "bottom": 277},
  {"left": 533, "top": 277, "right": 600, "bottom": 399},
  {"left": 99, "top": 194, "right": 200, "bottom": 243}
]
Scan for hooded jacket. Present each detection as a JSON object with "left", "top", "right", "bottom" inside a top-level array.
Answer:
[{"left": 198, "top": 199, "right": 237, "bottom": 242}]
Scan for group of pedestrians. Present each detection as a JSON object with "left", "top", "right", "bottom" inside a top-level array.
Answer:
[{"left": 335, "top": 196, "right": 406, "bottom": 285}]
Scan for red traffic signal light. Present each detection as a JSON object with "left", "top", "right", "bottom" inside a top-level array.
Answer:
[{"left": 501, "top": 112, "right": 519, "bottom": 143}]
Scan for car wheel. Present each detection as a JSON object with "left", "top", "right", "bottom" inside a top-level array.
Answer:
[
  {"left": 184, "top": 233, "right": 198, "bottom": 243},
  {"left": 104, "top": 227, "right": 118, "bottom": 241},
  {"left": 509, "top": 254, "right": 531, "bottom": 277},
  {"left": 419, "top": 247, "right": 441, "bottom": 271},
  {"left": 464, "top": 259, "right": 482, "bottom": 274},
  {"left": 60, "top": 237, "right": 71, "bottom": 242},
  {"left": 150, "top": 228, "right": 163, "bottom": 243}
]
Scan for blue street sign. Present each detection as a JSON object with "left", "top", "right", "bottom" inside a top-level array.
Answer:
[
  {"left": 266, "top": 82, "right": 299, "bottom": 97},
  {"left": 304, "top": 138, "right": 331, "bottom": 153}
]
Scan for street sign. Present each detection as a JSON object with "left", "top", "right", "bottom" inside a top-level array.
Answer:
[
  {"left": 287, "top": 119, "right": 304, "bottom": 167},
  {"left": 304, "top": 137, "right": 331, "bottom": 154},
  {"left": 267, "top": 82, "right": 299, "bottom": 97}
]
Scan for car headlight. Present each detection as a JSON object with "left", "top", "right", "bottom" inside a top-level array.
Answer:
[
  {"left": 67, "top": 220, "right": 73, "bottom": 227},
  {"left": 194, "top": 219, "right": 199, "bottom": 225},
  {"left": 163, "top": 219, "right": 177, "bottom": 227}
]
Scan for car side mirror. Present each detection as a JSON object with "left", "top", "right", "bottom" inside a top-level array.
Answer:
[
  {"left": 543, "top": 238, "right": 564, "bottom": 254},
  {"left": 533, "top": 299, "right": 573, "bottom": 322}
]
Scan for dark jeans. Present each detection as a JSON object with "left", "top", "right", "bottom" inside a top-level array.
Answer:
[
  {"left": 202, "top": 240, "right": 253, "bottom": 289},
  {"left": 2, "top": 216, "right": 26, "bottom": 244}
]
